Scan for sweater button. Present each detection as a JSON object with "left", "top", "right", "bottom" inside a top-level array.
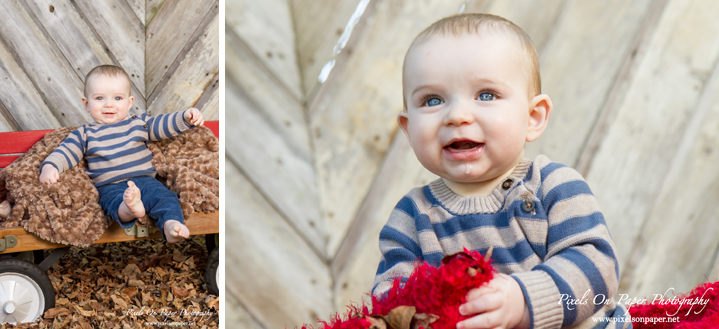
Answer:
[
  {"left": 522, "top": 199, "right": 535, "bottom": 213},
  {"left": 502, "top": 179, "right": 512, "bottom": 190},
  {"left": 131, "top": 114, "right": 137, "bottom": 119},
  {"left": 143, "top": 124, "right": 148, "bottom": 128}
]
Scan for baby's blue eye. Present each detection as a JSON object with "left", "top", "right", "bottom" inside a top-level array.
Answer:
[
  {"left": 115, "top": 96, "right": 122, "bottom": 101},
  {"left": 424, "top": 97, "right": 443, "bottom": 107},
  {"left": 477, "top": 93, "right": 496, "bottom": 101},
  {"left": 96, "top": 96, "right": 103, "bottom": 101}
]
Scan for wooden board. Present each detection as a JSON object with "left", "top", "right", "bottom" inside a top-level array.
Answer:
[
  {"left": 148, "top": 13, "right": 219, "bottom": 115},
  {"left": 225, "top": 160, "right": 332, "bottom": 329},
  {"left": 309, "top": 0, "right": 467, "bottom": 259},
  {"left": 22, "top": 0, "right": 146, "bottom": 113},
  {"left": 0, "top": 0, "right": 214, "bottom": 133},
  {"left": 0, "top": 211, "right": 218, "bottom": 254},
  {"left": 291, "top": 0, "right": 363, "bottom": 100},
  {"left": 145, "top": 0, "right": 216, "bottom": 97},
  {"left": 0, "top": 42, "right": 59, "bottom": 131},
  {"left": 619, "top": 33, "right": 719, "bottom": 297},
  {"left": 466, "top": 0, "right": 565, "bottom": 52},
  {"left": 124, "top": 0, "right": 145, "bottom": 25},
  {"left": 575, "top": 0, "right": 668, "bottom": 175},
  {"left": 524, "top": 0, "right": 653, "bottom": 167},
  {"left": 332, "top": 130, "right": 437, "bottom": 309},
  {"left": 583, "top": 0, "right": 719, "bottom": 291},
  {"left": 710, "top": 253, "right": 719, "bottom": 283},
  {"left": 0, "top": 0, "right": 91, "bottom": 126},
  {"left": 72, "top": 0, "right": 146, "bottom": 101},
  {"left": 198, "top": 76, "right": 219, "bottom": 121},
  {"left": 226, "top": 31, "right": 323, "bottom": 255},
  {"left": 145, "top": 0, "right": 164, "bottom": 25},
  {"left": 226, "top": 294, "right": 267, "bottom": 329},
  {"left": 226, "top": 0, "right": 303, "bottom": 101}
]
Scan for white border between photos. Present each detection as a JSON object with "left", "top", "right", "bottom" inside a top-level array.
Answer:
[{"left": 218, "top": 0, "right": 226, "bottom": 327}]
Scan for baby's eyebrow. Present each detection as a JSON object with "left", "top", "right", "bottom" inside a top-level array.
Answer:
[
  {"left": 469, "top": 77, "right": 511, "bottom": 88},
  {"left": 410, "top": 84, "right": 442, "bottom": 98}
]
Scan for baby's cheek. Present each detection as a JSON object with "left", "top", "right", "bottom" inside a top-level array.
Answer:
[
  {"left": 494, "top": 125, "right": 525, "bottom": 149},
  {"left": 408, "top": 128, "right": 436, "bottom": 150},
  {"left": 412, "top": 148, "right": 441, "bottom": 174}
]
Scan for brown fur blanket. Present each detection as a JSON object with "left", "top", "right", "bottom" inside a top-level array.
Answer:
[{"left": 0, "top": 126, "right": 219, "bottom": 247}]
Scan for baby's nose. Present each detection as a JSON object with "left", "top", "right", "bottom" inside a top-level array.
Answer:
[{"left": 443, "top": 103, "right": 474, "bottom": 126}]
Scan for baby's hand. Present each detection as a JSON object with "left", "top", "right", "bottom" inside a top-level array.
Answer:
[
  {"left": 184, "top": 108, "right": 204, "bottom": 126},
  {"left": 457, "top": 273, "right": 530, "bottom": 329},
  {"left": 39, "top": 164, "right": 59, "bottom": 185}
]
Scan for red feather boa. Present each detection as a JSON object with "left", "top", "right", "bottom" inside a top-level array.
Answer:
[
  {"left": 302, "top": 249, "right": 494, "bottom": 329},
  {"left": 627, "top": 281, "right": 719, "bottom": 328},
  {"left": 299, "top": 249, "right": 719, "bottom": 329}
]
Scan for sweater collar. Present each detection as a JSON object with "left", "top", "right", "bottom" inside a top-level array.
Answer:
[
  {"left": 87, "top": 116, "right": 132, "bottom": 128},
  {"left": 429, "top": 158, "right": 532, "bottom": 215}
]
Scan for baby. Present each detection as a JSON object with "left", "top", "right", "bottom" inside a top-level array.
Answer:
[
  {"left": 39, "top": 64, "right": 204, "bottom": 243},
  {"left": 373, "top": 14, "right": 629, "bottom": 329}
]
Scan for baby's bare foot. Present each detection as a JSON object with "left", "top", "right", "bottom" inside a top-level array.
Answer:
[
  {"left": 164, "top": 220, "right": 189, "bottom": 243},
  {"left": 122, "top": 181, "right": 146, "bottom": 219}
]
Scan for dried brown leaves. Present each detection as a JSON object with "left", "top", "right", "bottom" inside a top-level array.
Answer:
[
  {"left": 366, "top": 306, "right": 438, "bottom": 329},
  {"left": 3, "top": 235, "right": 219, "bottom": 328}
]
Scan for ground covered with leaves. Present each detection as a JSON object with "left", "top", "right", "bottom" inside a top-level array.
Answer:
[{"left": 4, "top": 235, "right": 219, "bottom": 328}]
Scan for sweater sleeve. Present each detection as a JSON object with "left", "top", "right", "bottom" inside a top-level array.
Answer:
[
  {"left": 40, "top": 127, "right": 87, "bottom": 173},
  {"left": 372, "top": 195, "right": 424, "bottom": 298},
  {"left": 511, "top": 160, "right": 620, "bottom": 329},
  {"left": 139, "top": 110, "right": 192, "bottom": 141}
]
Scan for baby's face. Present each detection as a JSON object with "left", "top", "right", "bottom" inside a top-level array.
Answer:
[
  {"left": 83, "top": 74, "right": 134, "bottom": 125},
  {"left": 400, "top": 33, "right": 534, "bottom": 184}
]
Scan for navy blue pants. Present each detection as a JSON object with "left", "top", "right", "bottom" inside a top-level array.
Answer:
[{"left": 97, "top": 176, "right": 184, "bottom": 241}]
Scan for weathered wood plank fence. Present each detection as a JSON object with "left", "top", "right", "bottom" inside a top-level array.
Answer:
[
  {"left": 226, "top": 0, "right": 719, "bottom": 327},
  {"left": 0, "top": 0, "right": 219, "bottom": 132}
]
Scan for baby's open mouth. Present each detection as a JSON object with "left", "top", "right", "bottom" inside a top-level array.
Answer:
[{"left": 445, "top": 140, "right": 483, "bottom": 151}]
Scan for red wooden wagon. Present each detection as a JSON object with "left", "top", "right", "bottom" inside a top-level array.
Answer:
[{"left": 0, "top": 121, "right": 220, "bottom": 324}]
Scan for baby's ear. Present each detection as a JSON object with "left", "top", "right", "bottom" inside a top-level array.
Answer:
[
  {"left": 526, "top": 94, "right": 553, "bottom": 142},
  {"left": 81, "top": 97, "right": 89, "bottom": 111},
  {"left": 398, "top": 111, "right": 410, "bottom": 137}
]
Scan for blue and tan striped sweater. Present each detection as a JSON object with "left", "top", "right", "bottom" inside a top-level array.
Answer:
[
  {"left": 373, "top": 155, "right": 630, "bottom": 329},
  {"left": 41, "top": 111, "right": 191, "bottom": 187}
]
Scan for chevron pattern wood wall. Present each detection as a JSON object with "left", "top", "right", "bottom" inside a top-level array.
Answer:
[
  {"left": 227, "top": 0, "right": 719, "bottom": 328},
  {"left": 0, "top": 0, "right": 219, "bottom": 132}
]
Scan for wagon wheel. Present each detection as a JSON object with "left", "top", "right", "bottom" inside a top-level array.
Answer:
[
  {"left": 205, "top": 233, "right": 217, "bottom": 254},
  {"left": 205, "top": 247, "right": 219, "bottom": 296},
  {"left": 0, "top": 258, "right": 55, "bottom": 324}
]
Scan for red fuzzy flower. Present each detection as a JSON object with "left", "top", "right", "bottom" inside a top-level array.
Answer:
[{"left": 301, "top": 248, "right": 495, "bottom": 329}]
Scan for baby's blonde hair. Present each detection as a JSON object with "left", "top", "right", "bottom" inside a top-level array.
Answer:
[
  {"left": 84, "top": 64, "right": 132, "bottom": 97},
  {"left": 403, "top": 13, "right": 540, "bottom": 109}
]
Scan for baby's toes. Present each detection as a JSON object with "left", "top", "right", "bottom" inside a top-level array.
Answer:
[{"left": 174, "top": 224, "right": 189, "bottom": 238}]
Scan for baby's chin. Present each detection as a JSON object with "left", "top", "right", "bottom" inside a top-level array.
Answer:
[
  {"left": 441, "top": 161, "right": 488, "bottom": 179},
  {"left": 439, "top": 164, "right": 510, "bottom": 185},
  {"left": 436, "top": 168, "right": 486, "bottom": 185},
  {"left": 95, "top": 115, "right": 125, "bottom": 125}
]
